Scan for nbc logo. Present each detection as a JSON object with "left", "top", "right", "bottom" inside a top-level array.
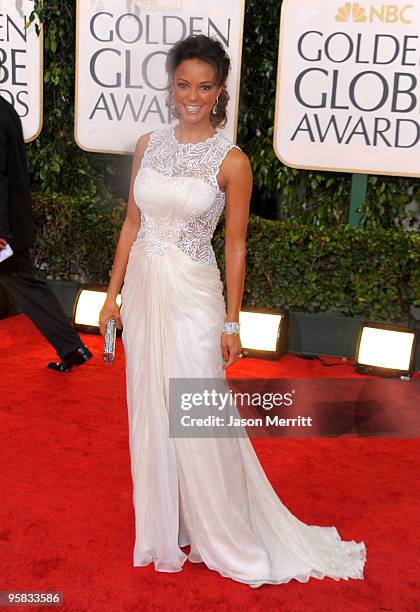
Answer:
[
  {"left": 335, "top": 2, "right": 413, "bottom": 23},
  {"left": 335, "top": 2, "right": 367, "bottom": 22}
]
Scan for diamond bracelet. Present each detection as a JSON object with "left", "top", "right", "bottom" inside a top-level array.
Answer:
[{"left": 223, "top": 322, "right": 240, "bottom": 335}]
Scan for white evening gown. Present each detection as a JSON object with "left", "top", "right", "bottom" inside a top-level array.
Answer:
[{"left": 120, "top": 126, "right": 366, "bottom": 587}]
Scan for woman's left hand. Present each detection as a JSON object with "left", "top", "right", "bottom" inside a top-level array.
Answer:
[{"left": 221, "top": 333, "right": 242, "bottom": 369}]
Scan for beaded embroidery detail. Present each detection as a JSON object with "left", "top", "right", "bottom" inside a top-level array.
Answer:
[{"left": 137, "top": 127, "right": 238, "bottom": 265}]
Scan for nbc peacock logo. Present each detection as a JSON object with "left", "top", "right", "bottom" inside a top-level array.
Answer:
[
  {"left": 334, "top": 3, "right": 414, "bottom": 24},
  {"left": 335, "top": 2, "right": 367, "bottom": 22}
]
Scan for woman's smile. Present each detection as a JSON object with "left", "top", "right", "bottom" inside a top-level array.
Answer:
[{"left": 184, "top": 105, "right": 204, "bottom": 114}]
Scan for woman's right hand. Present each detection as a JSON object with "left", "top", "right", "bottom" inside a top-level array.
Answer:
[{"left": 99, "top": 297, "right": 122, "bottom": 336}]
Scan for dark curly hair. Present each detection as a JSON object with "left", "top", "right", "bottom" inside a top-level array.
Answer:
[{"left": 165, "top": 35, "right": 231, "bottom": 128}]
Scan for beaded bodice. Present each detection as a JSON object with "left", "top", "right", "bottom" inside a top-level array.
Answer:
[{"left": 133, "top": 127, "right": 238, "bottom": 266}]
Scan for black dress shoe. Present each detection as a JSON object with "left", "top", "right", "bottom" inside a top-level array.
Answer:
[{"left": 47, "top": 346, "right": 93, "bottom": 372}]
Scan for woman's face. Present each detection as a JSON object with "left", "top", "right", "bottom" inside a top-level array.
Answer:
[{"left": 172, "top": 58, "right": 222, "bottom": 127}]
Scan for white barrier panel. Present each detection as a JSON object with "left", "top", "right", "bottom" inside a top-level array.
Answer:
[
  {"left": 75, "top": 0, "right": 245, "bottom": 154},
  {"left": 0, "top": 1, "right": 43, "bottom": 142},
  {"left": 275, "top": 0, "right": 420, "bottom": 178}
]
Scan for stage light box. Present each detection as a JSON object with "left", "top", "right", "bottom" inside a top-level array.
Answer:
[
  {"left": 356, "top": 323, "right": 417, "bottom": 378},
  {"left": 239, "top": 310, "right": 288, "bottom": 360},
  {"left": 73, "top": 287, "right": 121, "bottom": 333}
]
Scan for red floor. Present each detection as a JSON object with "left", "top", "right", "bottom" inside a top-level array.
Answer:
[{"left": 1, "top": 315, "right": 419, "bottom": 611}]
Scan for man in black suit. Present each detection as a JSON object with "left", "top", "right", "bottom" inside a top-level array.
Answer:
[{"left": 0, "top": 96, "right": 92, "bottom": 372}]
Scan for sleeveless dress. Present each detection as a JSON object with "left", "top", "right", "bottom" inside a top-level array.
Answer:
[{"left": 120, "top": 126, "right": 366, "bottom": 587}]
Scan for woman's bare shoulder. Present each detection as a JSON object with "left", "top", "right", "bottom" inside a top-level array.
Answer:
[
  {"left": 226, "top": 145, "right": 250, "bottom": 165},
  {"left": 221, "top": 145, "right": 252, "bottom": 180},
  {"left": 134, "top": 131, "right": 153, "bottom": 158}
]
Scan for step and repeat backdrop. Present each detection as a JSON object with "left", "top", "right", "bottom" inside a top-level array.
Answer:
[
  {"left": 274, "top": 0, "right": 420, "bottom": 177},
  {"left": 0, "top": 0, "right": 43, "bottom": 142},
  {"left": 74, "top": 0, "right": 245, "bottom": 154},
  {"left": 1, "top": 0, "right": 419, "bottom": 180}
]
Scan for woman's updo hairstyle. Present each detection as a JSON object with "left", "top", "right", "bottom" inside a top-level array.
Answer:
[{"left": 166, "top": 34, "right": 230, "bottom": 128}]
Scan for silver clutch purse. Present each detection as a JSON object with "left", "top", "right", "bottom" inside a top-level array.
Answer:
[{"left": 103, "top": 319, "right": 117, "bottom": 364}]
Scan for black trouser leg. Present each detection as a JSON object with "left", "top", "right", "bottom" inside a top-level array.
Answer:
[
  {"left": 0, "top": 249, "right": 85, "bottom": 358},
  {"left": 0, "top": 283, "right": 10, "bottom": 319}
]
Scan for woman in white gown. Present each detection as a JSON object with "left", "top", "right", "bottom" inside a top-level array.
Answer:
[{"left": 99, "top": 35, "right": 366, "bottom": 588}]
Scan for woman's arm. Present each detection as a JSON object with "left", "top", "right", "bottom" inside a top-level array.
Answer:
[
  {"left": 220, "top": 148, "right": 253, "bottom": 368},
  {"left": 99, "top": 133, "right": 150, "bottom": 335}
]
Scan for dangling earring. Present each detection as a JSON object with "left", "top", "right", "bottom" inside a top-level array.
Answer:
[
  {"left": 170, "top": 91, "right": 177, "bottom": 118},
  {"left": 212, "top": 97, "right": 219, "bottom": 115}
]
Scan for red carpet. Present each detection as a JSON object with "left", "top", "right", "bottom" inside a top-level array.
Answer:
[{"left": 1, "top": 314, "right": 419, "bottom": 611}]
